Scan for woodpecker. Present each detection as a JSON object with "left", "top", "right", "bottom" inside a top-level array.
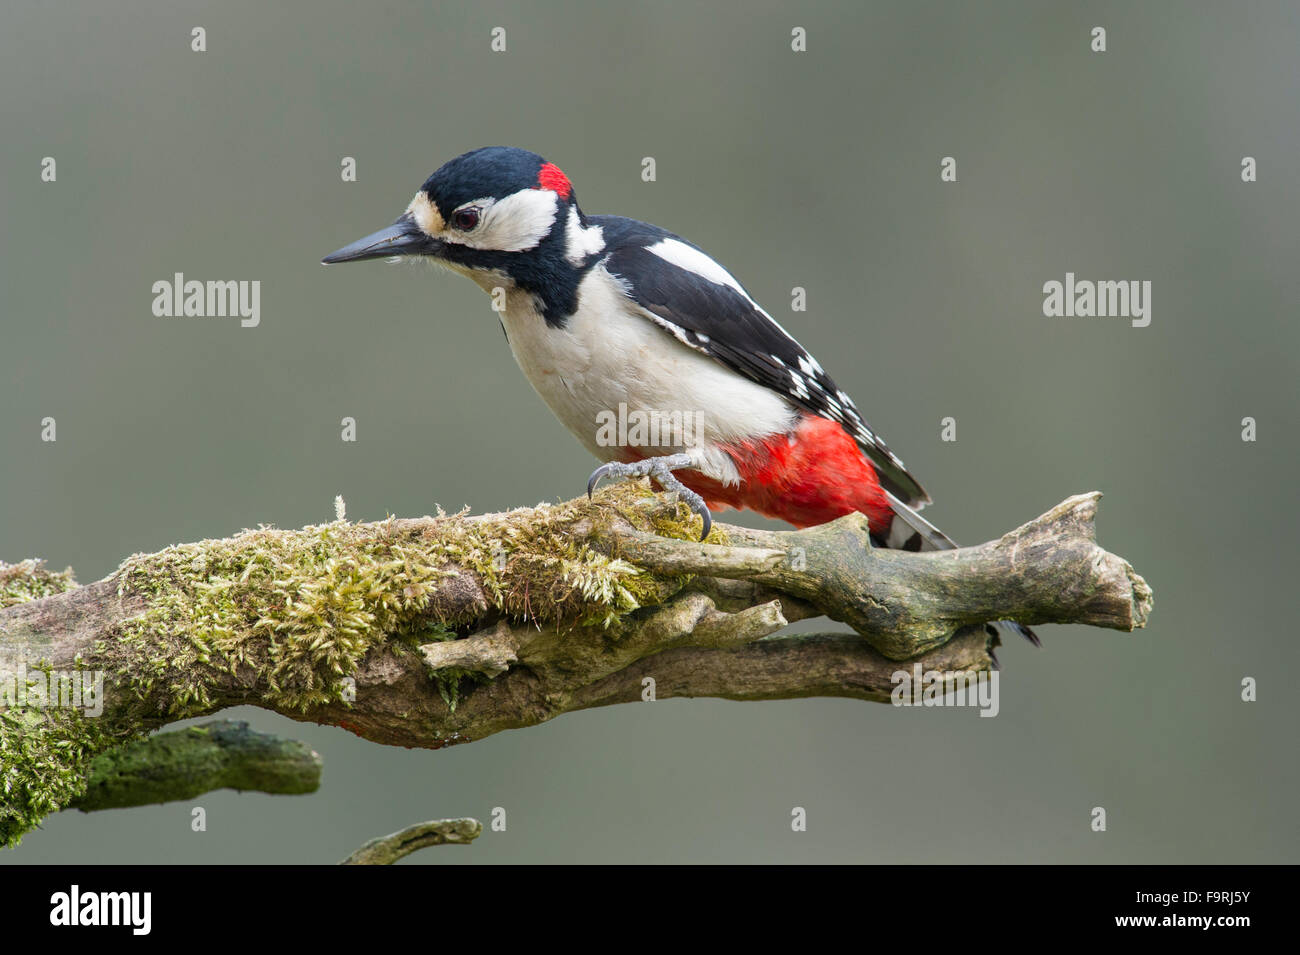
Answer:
[{"left": 323, "top": 146, "right": 1038, "bottom": 645}]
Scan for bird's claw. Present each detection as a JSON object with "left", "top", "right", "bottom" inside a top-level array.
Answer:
[
  {"left": 585, "top": 454, "right": 713, "bottom": 541},
  {"left": 587, "top": 462, "right": 617, "bottom": 499}
]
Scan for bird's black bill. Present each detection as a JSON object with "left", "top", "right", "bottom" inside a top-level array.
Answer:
[{"left": 321, "top": 215, "right": 436, "bottom": 264}]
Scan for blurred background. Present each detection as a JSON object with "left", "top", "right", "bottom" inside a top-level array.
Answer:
[{"left": 1, "top": 0, "right": 1296, "bottom": 863}]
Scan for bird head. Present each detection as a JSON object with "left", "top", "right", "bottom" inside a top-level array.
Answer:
[{"left": 322, "top": 147, "right": 602, "bottom": 316}]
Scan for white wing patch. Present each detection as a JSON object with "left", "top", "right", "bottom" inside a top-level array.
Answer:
[
  {"left": 644, "top": 238, "right": 810, "bottom": 348},
  {"left": 645, "top": 238, "right": 747, "bottom": 295}
]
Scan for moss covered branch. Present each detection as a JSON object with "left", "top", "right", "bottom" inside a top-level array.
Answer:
[
  {"left": 0, "top": 484, "right": 1151, "bottom": 846},
  {"left": 71, "top": 720, "right": 320, "bottom": 811}
]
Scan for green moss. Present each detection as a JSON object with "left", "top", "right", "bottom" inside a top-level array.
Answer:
[
  {"left": 0, "top": 560, "right": 122, "bottom": 847},
  {"left": 430, "top": 667, "right": 485, "bottom": 711},
  {"left": 96, "top": 482, "right": 700, "bottom": 716},
  {"left": 109, "top": 518, "right": 466, "bottom": 716},
  {"left": 74, "top": 721, "right": 320, "bottom": 810},
  {"left": 0, "top": 481, "right": 705, "bottom": 844},
  {"left": 0, "top": 560, "right": 78, "bottom": 609},
  {"left": 0, "top": 708, "right": 136, "bottom": 847},
  {"left": 646, "top": 499, "right": 728, "bottom": 547}
]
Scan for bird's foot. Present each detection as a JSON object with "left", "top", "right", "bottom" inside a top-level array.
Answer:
[{"left": 587, "top": 452, "right": 713, "bottom": 541}]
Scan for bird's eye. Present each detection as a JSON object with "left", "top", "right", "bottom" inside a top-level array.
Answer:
[{"left": 452, "top": 208, "right": 480, "bottom": 230}]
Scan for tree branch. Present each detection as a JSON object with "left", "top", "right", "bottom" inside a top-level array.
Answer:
[
  {"left": 0, "top": 484, "right": 1151, "bottom": 845},
  {"left": 339, "top": 818, "right": 482, "bottom": 864},
  {"left": 70, "top": 720, "right": 321, "bottom": 811}
]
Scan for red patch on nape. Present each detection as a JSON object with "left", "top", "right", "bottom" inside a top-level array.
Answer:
[{"left": 536, "top": 162, "right": 572, "bottom": 199}]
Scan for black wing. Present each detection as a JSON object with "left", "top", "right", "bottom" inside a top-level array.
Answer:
[{"left": 594, "top": 215, "right": 930, "bottom": 506}]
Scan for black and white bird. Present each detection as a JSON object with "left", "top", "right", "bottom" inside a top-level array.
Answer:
[{"left": 322, "top": 146, "right": 1037, "bottom": 645}]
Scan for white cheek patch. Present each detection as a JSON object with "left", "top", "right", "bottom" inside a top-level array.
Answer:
[
  {"left": 408, "top": 189, "right": 559, "bottom": 254},
  {"left": 452, "top": 189, "right": 558, "bottom": 252}
]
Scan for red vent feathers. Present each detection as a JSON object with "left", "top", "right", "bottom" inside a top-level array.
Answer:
[{"left": 537, "top": 162, "right": 572, "bottom": 199}]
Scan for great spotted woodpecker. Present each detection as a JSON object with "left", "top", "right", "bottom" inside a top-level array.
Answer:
[{"left": 323, "top": 146, "right": 1038, "bottom": 645}]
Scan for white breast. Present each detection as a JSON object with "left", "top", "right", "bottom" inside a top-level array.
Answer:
[{"left": 498, "top": 266, "right": 797, "bottom": 482}]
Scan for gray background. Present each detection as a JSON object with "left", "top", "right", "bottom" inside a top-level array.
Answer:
[{"left": 2, "top": 0, "right": 1296, "bottom": 863}]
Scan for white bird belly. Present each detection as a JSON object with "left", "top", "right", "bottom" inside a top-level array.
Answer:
[{"left": 498, "top": 267, "right": 797, "bottom": 482}]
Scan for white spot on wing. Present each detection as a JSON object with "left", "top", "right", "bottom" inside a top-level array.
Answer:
[{"left": 797, "top": 354, "right": 824, "bottom": 377}]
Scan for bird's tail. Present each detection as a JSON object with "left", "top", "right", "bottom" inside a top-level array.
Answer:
[{"left": 881, "top": 492, "right": 1041, "bottom": 647}]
